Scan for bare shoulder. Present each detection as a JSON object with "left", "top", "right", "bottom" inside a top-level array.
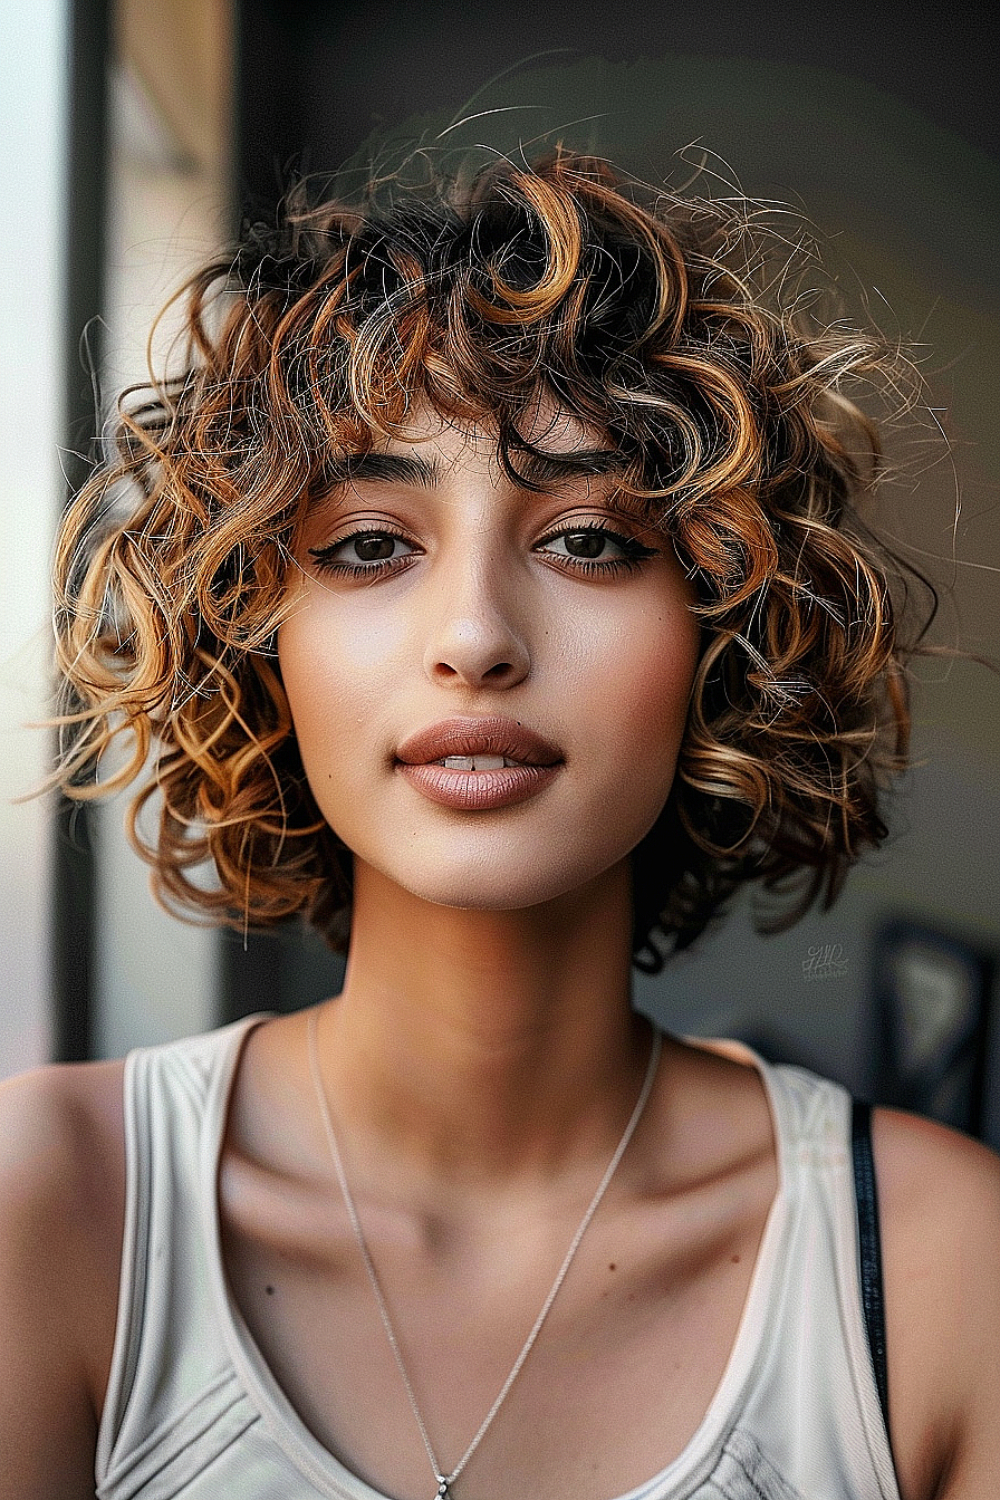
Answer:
[
  {"left": 0, "top": 1053, "right": 125, "bottom": 1169},
  {"left": 0, "top": 1058, "right": 127, "bottom": 1266},
  {"left": 0, "top": 1058, "right": 126, "bottom": 1496},
  {"left": 872, "top": 1108, "right": 1000, "bottom": 1500}
]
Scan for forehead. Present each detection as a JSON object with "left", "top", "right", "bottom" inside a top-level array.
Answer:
[
  {"left": 337, "top": 405, "right": 624, "bottom": 500},
  {"left": 385, "top": 396, "right": 600, "bottom": 459},
  {"left": 306, "top": 394, "right": 637, "bottom": 520}
]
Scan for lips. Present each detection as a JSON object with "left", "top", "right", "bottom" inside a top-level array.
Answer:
[
  {"left": 395, "top": 716, "right": 562, "bottom": 768},
  {"left": 394, "top": 716, "right": 563, "bottom": 810}
]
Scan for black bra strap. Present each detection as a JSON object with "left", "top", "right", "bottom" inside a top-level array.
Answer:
[{"left": 851, "top": 1099, "right": 892, "bottom": 1447}]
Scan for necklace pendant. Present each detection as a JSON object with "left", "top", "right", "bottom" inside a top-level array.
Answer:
[{"left": 435, "top": 1481, "right": 451, "bottom": 1499}]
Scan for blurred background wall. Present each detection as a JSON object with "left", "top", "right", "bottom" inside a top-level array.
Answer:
[
  {"left": 0, "top": 0, "right": 70, "bottom": 1078},
  {"left": 2, "top": 0, "right": 997, "bottom": 1139}
]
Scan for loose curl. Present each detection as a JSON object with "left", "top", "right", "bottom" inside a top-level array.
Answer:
[{"left": 53, "top": 149, "right": 928, "bottom": 970}]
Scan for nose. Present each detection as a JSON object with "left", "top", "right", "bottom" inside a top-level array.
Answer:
[{"left": 422, "top": 562, "right": 531, "bottom": 690}]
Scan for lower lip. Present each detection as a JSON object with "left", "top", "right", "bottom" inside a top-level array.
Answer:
[{"left": 396, "top": 761, "right": 563, "bottom": 810}]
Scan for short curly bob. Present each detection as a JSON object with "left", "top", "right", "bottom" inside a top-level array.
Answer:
[{"left": 53, "top": 149, "right": 925, "bottom": 971}]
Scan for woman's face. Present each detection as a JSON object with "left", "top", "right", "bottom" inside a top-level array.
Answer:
[{"left": 278, "top": 401, "right": 701, "bottom": 912}]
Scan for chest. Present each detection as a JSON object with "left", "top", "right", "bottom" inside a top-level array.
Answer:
[{"left": 217, "top": 1156, "right": 774, "bottom": 1500}]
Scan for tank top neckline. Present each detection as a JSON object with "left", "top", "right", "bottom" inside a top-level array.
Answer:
[{"left": 198, "top": 1012, "right": 795, "bottom": 1500}]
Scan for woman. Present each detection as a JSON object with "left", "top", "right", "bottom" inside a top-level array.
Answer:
[{"left": 1, "top": 151, "right": 997, "bottom": 1499}]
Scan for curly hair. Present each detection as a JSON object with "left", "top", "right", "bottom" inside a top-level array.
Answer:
[{"left": 53, "top": 149, "right": 925, "bottom": 971}]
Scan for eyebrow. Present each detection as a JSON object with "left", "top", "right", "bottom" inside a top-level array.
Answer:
[
  {"left": 330, "top": 446, "right": 625, "bottom": 493},
  {"left": 336, "top": 452, "right": 442, "bottom": 487},
  {"left": 510, "top": 448, "right": 625, "bottom": 488}
]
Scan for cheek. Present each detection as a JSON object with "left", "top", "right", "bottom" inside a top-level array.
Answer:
[
  {"left": 277, "top": 596, "right": 395, "bottom": 787},
  {"left": 564, "top": 596, "right": 699, "bottom": 776},
  {"left": 624, "top": 618, "right": 698, "bottom": 747}
]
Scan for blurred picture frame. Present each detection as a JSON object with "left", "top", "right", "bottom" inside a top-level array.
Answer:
[{"left": 871, "top": 919, "right": 994, "bottom": 1135}]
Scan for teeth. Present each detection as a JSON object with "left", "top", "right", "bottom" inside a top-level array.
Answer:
[{"left": 439, "top": 755, "right": 514, "bottom": 771}]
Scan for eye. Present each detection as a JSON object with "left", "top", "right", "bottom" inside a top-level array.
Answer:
[
  {"left": 543, "top": 530, "right": 626, "bottom": 560},
  {"left": 308, "top": 528, "right": 418, "bottom": 576},
  {"left": 536, "top": 522, "right": 656, "bottom": 573}
]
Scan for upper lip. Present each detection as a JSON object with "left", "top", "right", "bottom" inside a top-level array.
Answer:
[{"left": 395, "top": 716, "right": 563, "bottom": 767}]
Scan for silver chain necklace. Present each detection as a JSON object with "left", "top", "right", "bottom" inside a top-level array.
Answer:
[{"left": 307, "top": 1008, "right": 661, "bottom": 1499}]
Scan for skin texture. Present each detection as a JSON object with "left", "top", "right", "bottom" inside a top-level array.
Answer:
[{"left": 0, "top": 401, "right": 998, "bottom": 1497}]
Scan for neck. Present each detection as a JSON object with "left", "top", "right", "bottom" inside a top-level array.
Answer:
[{"left": 318, "top": 857, "right": 650, "bottom": 1188}]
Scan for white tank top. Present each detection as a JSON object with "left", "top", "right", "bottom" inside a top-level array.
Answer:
[{"left": 95, "top": 1014, "right": 901, "bottom": 1500}]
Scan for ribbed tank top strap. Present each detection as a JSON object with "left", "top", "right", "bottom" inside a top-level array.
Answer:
[
  {"left": 95, "top": 1015, "right": 273, "bottom": 1495},
  {"left": 742, "top": 1059, "right": 901, "bottom": 1500}
]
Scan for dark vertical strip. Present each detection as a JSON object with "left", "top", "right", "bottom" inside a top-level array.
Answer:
[
  {"left": 851, "top": 1099, "right": 893, "bottom": 1455},
  {"left": 51, "top": 798, "right": 97, "bottom": 1062},
  {"left": 233, "top": 0, "right": 311, "bottom": 220},
  {"left": 223, "top": 0, "right": 278, "bottom": 1025},
  {"left": 51, "top": 0, "right": 110, "bottom": 1063},
  {"left": 62, "top": 0, "right": 110, "bottom": 503},
  {"left": 966, "top": 953, "right": 995, "bottom": 1141},
  {"left": 223, "top": 0, "right": 313, "bottom": 1024}
]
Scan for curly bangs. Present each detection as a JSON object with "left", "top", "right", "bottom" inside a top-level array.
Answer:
[{"left": 53, "top": 149, "right": 919, "bottom": 970}]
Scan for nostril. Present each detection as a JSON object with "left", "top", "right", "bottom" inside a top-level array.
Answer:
[
  {"left": 430, "top": 653, "right": 527, "bottom": 685},
  {"left": 426, "top": 620, "right": 530, "bottom": 688}
]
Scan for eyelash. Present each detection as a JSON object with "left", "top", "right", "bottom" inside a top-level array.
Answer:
[{"left": 307, "top": 521, "right": 657, "bottom": 579}]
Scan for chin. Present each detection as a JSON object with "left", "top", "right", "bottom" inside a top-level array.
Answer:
[
  {"left": 364, "top": 827, "right": 640, "bottom": 916},
  {"left": 403, "top": 871, "right": 582, "bottom": 913}
]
